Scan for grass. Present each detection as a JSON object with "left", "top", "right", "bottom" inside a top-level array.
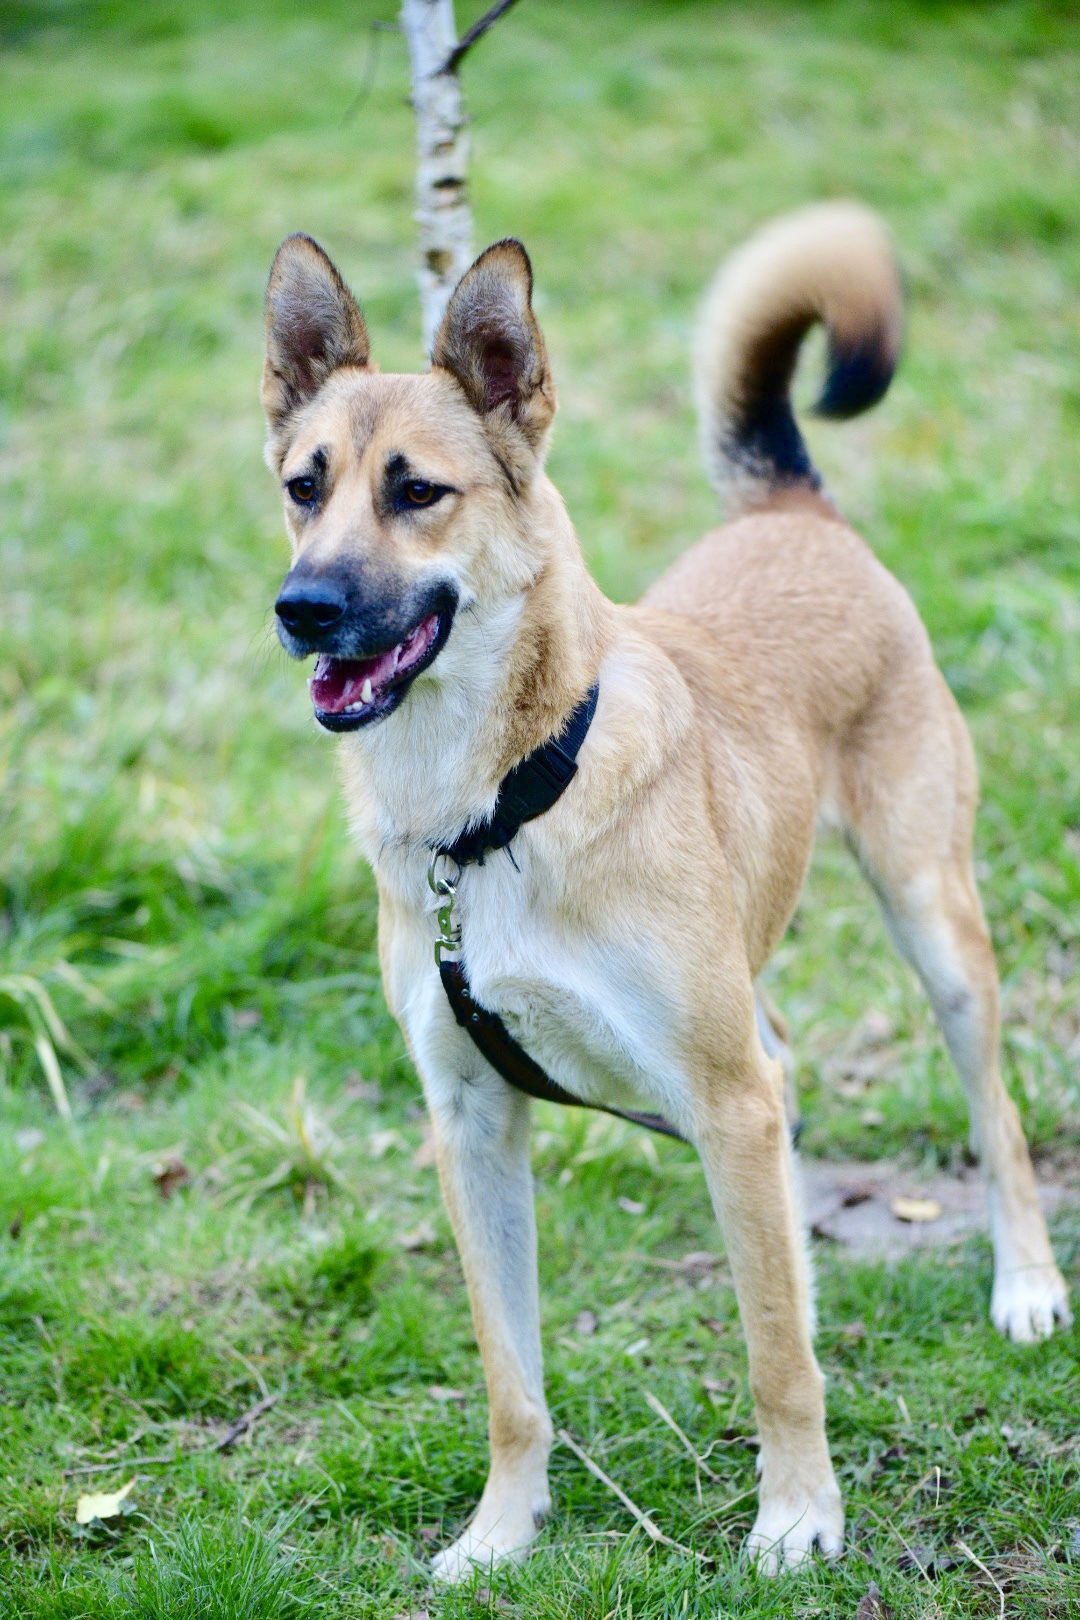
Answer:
[{"left": 0, "top": 0, "right": 1078, "bottom": 1613}]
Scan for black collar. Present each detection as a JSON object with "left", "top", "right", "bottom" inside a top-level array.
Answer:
[{"left": 435, "top": 684, "right": 599, "bottom": 867}]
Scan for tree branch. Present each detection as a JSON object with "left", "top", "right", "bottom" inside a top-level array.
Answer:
[
  {"left": 558, "top": 1428, "right": 709, "bottom": 1561},
  {"left": 342, "top": 20, "right": 399, "bottom": 125},
  {"left": 215, "top": 1391, "right": 279, "bottom": 1453},
  {"left": 441, "top": 0, "right": 521, "bottom": 73}
]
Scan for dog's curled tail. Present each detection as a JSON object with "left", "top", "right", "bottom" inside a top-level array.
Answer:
[{"left": 695, "top": 202, "right": 903, "bottom": 516}]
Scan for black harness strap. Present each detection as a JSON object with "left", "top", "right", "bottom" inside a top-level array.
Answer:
[
  {"left": 432, "top": 684, "right": 686, "bottom": 1144},
  {"left": 438, "top": 959, "right": 685, "bottom": 1141}
]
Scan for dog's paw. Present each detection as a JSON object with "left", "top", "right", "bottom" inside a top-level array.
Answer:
[
  {"left": 430, "top": 1496, "right": 549, "bottom": 1584},
  {"left": 747, "top": 1484, "right": 844, "bottom": 1574},
  {"left": 991, "top": 1266, "right": 1072, "bottom": 1343},
  {"left": 430, "top": 1529, "right": 506, "bottom": 1585}
]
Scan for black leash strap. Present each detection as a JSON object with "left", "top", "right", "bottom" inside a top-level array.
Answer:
[{"left": 431, "top": 684, "right": 686, "bottom": 1144}]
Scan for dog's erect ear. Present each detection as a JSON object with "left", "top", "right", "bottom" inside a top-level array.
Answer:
[
  {"left": 262, "top": 234, "right": 371, "bottom": 433},
  {"left": 431, "top": 240, "right": 555, "bottom": 458}
]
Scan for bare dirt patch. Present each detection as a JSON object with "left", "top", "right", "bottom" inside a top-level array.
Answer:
[{"left": 799, "top": 1155, "right": 1077, "bottom": 1259}]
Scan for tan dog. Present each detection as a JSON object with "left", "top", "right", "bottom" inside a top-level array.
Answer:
[{"left": 261, "top": 203, "right": 1070, "bottom": 1579}]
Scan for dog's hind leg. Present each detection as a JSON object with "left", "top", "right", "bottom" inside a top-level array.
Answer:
[
  {"left": 424, "top": 1073, "right": 553, "bottom": 1582},
  {"left": 840, "top": 675, "right": 1071, "bottom": 1341},
  {"left": 692, "top": 1004, "right": 843, "bottom": 1571},
  {"left": 755, "top": 983, "right": 800, "bottom": 1138}
]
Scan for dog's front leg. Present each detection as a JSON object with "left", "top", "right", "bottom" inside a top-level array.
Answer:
[
  {"left": 694, "top": 1043, "right": 843, "bottom": 1572},
  {"left": 425, "top": 1070, "right": 552, "bottom": 1582}
]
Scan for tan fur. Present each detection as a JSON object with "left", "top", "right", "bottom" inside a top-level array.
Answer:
[{"left": 262, "top": 209, "right": 1070, "bottom": 1581}]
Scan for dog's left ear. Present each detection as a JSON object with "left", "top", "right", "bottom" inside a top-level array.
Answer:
[
  {"left": 262, "top": 233, "right": 371, "bottom": 437},
  {"left": 432, "top": 240, "right": 556, "bottom": 461}
]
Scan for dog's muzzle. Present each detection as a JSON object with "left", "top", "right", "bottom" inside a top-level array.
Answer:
[{"left": 274, "top": 565, "right": 458, "bottom": 732}]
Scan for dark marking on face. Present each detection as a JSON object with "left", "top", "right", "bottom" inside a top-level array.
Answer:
[
  {"left": 379, "top": 452, "right": 459, "bottom": 519},
  {"left": 285, "top": 445, "right": 330, "bottom": 512},
  {"left": 488, "top": 446, "right": 521, "bottom": 499}
]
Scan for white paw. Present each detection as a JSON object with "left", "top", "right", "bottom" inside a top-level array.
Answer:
[
  {"left": 430, "top": 1497, "right": 549, "bottom": 1584},
  {"left": 747, "top": 1483, "right": 844, "bottom": 1573},
  {"left": 991, "top": 1266, "right": 1072, "bottom": 1342}
]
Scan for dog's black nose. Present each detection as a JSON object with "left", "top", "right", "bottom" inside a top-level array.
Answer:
[{"left": 275, "top": 577, "right": 348, "bottom": 641}]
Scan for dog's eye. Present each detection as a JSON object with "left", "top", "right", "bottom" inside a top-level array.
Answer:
[
  {"left": 403, "top": 480, "right": 437, "bottom": 507},
  {"left": 287, "top": 476, "right": 317, "bottom": 506}
]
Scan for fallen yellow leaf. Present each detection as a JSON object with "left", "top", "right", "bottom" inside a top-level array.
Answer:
[
  {"left": 75, "top": 1478, "right": 136, "bottom": 1524},
  {"left": 891, "top": 1196, "right": 942, "bottom": 1224}
]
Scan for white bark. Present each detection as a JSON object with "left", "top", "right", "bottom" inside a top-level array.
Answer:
[{"left": 401, "top": 0, "right": 474, "bottom": 354}]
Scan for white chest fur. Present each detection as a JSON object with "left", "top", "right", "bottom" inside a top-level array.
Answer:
[{"left": 377, "top": 834, "right": 692, "bottom": 1130}]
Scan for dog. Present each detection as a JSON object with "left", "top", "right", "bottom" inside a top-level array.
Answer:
[{"left": 260, "top": 202, "right": 1071, "bottom": 1579}]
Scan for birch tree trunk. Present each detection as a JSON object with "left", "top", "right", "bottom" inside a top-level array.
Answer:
[{"left": 401, "top": 0, "right": 474, "bottom": 354}]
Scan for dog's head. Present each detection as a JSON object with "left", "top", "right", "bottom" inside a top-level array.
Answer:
[{"left": 262, "top": 234, "right": 557, "bottom": 732}]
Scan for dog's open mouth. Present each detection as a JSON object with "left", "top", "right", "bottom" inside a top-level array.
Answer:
[{"left": 309, "top": 610, "right": 449, "bottom": 732}]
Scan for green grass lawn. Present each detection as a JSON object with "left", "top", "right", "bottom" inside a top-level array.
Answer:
[{"left": 1, "top": 1, "right": 1078, "bottom": 1614}]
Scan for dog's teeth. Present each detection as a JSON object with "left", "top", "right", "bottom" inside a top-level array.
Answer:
[{"left": 361, "top": 678, "right": 373, "bottom": 704}]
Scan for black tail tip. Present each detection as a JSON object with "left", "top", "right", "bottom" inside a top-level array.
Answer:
[{"left": 813, "top": 332, "right": 899, "bottom": 421}]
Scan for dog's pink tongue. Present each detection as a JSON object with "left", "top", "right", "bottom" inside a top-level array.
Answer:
[
  {"left": 308, "top": 616, "right": 440, "bottom": 715},
  {"left": 309, "top": 648, "right": 395, "bottom": 714}
]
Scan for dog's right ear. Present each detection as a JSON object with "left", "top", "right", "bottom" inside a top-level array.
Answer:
[{"left": 262, "top": 234, "right": 371, "bottom": 436}]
